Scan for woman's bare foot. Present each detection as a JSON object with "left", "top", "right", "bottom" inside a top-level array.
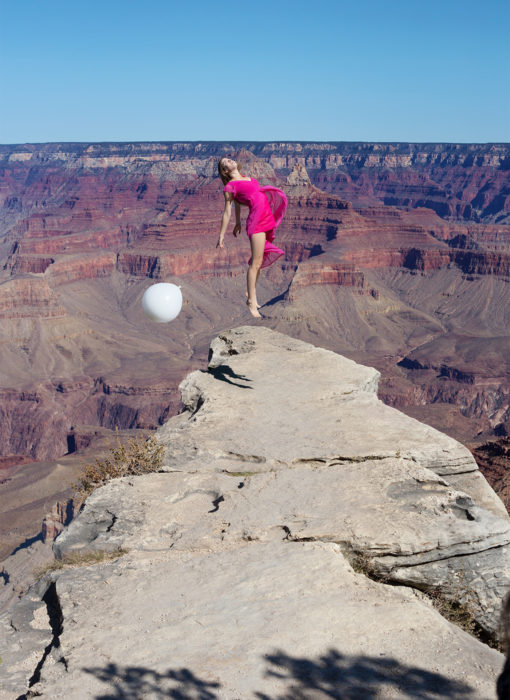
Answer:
[
  {"left": 245, "top": 292, "right": 261, "bottom": 308},
  {"left": 247, "top": 299, "right": 262, "bottom": 318}
]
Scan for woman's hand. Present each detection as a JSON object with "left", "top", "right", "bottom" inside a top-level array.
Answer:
[
  {"left": 233, "top": 223, "right": 241, "bottom": 237},
  {"left": 216, "top": 237, "right": 224, "bottom": 249}
]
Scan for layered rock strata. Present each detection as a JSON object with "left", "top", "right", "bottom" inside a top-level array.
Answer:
[
  {"left": 1, "top": 141, "right": 509, "bottom": 221},
  {"left": 1, "top": 327, "right": 508, "bottom": 698}
]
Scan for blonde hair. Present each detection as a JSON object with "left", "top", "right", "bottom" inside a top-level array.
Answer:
[{"left": 218, "top": 157, "right": 243, "bottom": 186}]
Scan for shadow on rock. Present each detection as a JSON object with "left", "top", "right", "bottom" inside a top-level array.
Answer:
[
  {"left": 82, "top": 663, "right": 221, "bottom": 699},
  {"left": 83, "top": 648, "right": 480, "bottom": 699},
  {"left": 207, "top": 364, "right": 253, "bottom": 388},
  {"left": 254, "top": 648, "right": 478, "bottom": 699},
  {"left": 9, "top": 531, "right": 43, "bottom": 556}
]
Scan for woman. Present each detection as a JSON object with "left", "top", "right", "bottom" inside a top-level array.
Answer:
[{"left": 217, "top": 157, "right": 287, "bottom": 319}]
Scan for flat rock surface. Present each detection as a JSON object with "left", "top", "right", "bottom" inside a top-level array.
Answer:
[
  {"left": 19, "top": 542, "right": 505, "bottom": 699},
  {"left": 159, "top": 327, "right": 482, "bottom": 478},
  {"left": 52, "top": 464, "right": 510, "bottom": 638}
]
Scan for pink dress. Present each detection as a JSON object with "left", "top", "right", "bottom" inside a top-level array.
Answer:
[{"left": 223, "top": 177, "right": 287, "bottom": 268}]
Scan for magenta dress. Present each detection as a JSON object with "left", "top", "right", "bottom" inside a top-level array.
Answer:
[{"left": 223, "top": 178, "right": 287, "bottom": 268}]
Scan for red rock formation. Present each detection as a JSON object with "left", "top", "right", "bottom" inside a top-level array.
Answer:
[
  {"left": 261, "top": 142, "right": 510, "bottom": 221},
  {"left": 0, "top": 455, "right": 33, "bottom": 470},
  {"left": 471, "top": 439, "right": 510, "bottom": 513},
  {"left": 4, "top": 255, "right": 55, "bottom": 274},
  {"left": 116, "top": 248, "right": 248, "bottom": 278},
  {"left": 0, "top": 278, "right": 65, "bottom": 318},
  {"left": 288, "top": 261, "right": 378, "bottom": 300},
  {"left": 48, "top": 252, "right": 117, "bottom": 285},
  {"left": 0, "top": 375, "right": 185, "bottom": 461}
]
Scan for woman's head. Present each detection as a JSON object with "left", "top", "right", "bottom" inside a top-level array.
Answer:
[{"left": 218, "top": 157, "right": 241, "bottom": 185}]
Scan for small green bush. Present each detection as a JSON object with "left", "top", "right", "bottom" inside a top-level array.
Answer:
[{"left": 74, "top": 431, "right": 164, "bottom": 498}]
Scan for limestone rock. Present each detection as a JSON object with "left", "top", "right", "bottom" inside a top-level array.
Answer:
[
  {"left": 53, "top": 465, "right": 510, "bottom": 640},
  {"left": 6, "top": 542, "right": 505, "bottom": 699},
  {"left": 163, "top": 327, "right": 497, "bottom": 482},
  {"left": 0, "top": 583, "right": 54, "bottom": 699},
  {"left": 2, "top": 326, "right": 509, "bottom": 698},
  {"left": 0, "top": 540, "right": 54, "bottom": 615}
]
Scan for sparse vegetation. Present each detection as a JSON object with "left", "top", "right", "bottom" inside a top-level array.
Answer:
[
  {"left": 223, "top": 470, "right": 261, "bottom": 477},
  {"left": 422, "top": 565, "right": 488, "bottom": 642},
  {"left": 34, "top": 547, "right": 128, "bottom": 580},
  {"left": 350, "top": 550, "right": 377, "bottom": 576},
  {"left": 73, "top": 431, "right": 164, "bottom": 498},
  {"left": 349, "top": 550, "right": 391, "bottom": 584},
  {"left": 426, "top": 588, "right": 478, "bottom": 636},
  {"left": 424, "top": 570, "right": 503, "bottom": 651}
]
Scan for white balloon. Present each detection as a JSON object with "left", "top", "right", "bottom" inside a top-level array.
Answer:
[{"left": 142, "top": 283, "right": 183, "bottom": 323}]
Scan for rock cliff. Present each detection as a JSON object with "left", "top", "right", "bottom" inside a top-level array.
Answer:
[{"left": 1, "top": 327, "right": 508, "bottom": 699}]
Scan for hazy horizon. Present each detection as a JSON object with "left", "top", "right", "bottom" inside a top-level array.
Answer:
[{"left": 2, "top": 139, "right": 509, "bottom": 147}]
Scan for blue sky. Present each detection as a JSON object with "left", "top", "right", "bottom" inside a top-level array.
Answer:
[{"left": 1, "top": 0, "right": 509, "bottom": 144}]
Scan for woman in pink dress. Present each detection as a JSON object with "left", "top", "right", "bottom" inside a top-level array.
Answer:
[{"left": 217, "top": 157, "right": 287, "bottom": 319}]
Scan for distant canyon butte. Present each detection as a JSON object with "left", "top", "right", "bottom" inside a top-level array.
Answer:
[{"left": 1, "top": 140, "right": 510, "bottom": 557}]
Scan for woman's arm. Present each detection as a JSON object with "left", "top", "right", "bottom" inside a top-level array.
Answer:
[
  {"left": 217, "top": 192, "right": 233, "bottom": 248},
  {"left": 232, "top": 200, "right": 242, "bottom": 237}
]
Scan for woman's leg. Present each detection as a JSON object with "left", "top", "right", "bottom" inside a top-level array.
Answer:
[
  {"left": 247, "top": 232, "right": 265, "bottom": 318},
  {"left": 245, "top": 268, "right": 262, "bottom": 306}
]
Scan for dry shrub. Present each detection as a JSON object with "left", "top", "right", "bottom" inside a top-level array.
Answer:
[
  {"left": 349, "top": 550, "right": 391, "bottom": 584},
  {"left": 74, "top": 431, "right": 164, "bottom": 498},
  {"left": 34, "top": 547, "right": 128, "bottom": 580},
  {"left": 427, "top": 589, "right": 478, "bottom": 636}
]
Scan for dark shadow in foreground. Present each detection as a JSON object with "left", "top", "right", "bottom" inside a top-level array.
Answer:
[
  {"left": 82, "top": 664, "right": 220, "bottom": 699},
  {"left": 254, "top": 648, "right": 478, "bottom": 699},
  {"left": 83, "top": 647, "right": 481, "bottom": 699}
]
